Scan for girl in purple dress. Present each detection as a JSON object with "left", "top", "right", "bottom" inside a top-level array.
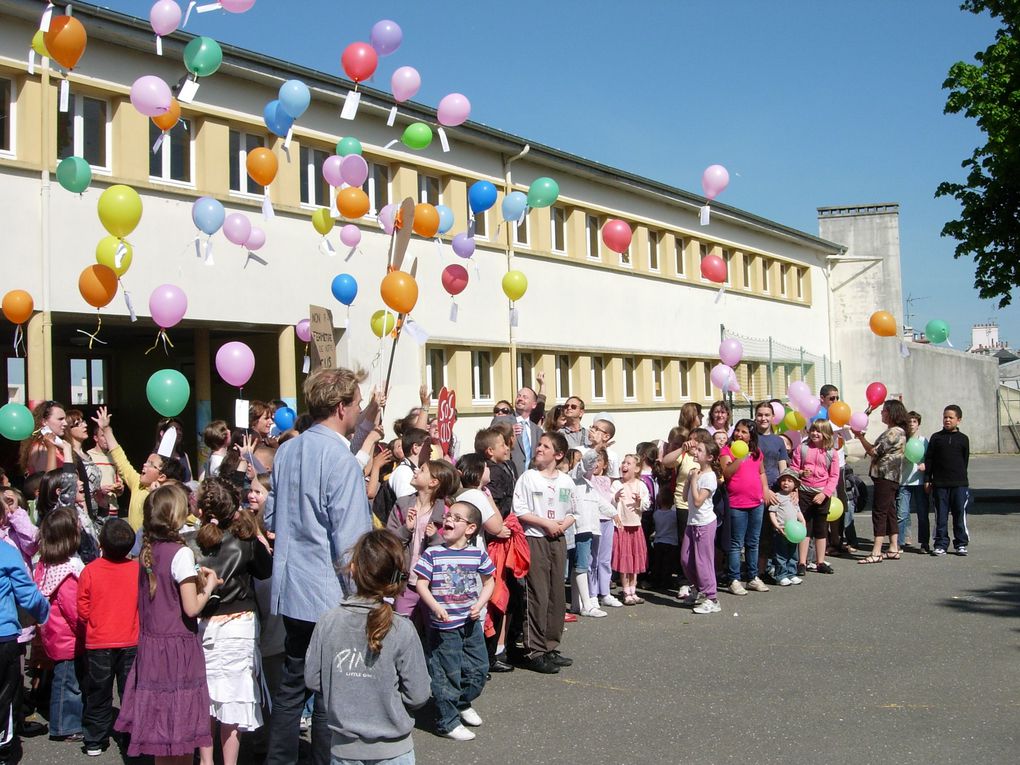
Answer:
[{"left": 115, "top": 484, "right": 221, "bottom": 764}]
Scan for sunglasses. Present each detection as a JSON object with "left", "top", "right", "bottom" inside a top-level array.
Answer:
[
  {"left": 493, "top": 408, "right": 512, "bottom": 415},
  {"left": 564, "top": 403, "right": 581, "bottom": 410}
]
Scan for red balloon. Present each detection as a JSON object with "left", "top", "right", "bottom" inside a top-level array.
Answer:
[
  {"left": 341, "top": 42, "right": 378, "bottom": 83},
  {"left": 441, "top": 264, "right": 469, "bottom": 296},
  {"left": 701, "top": 254, "right": 727, "bottom": 283},
  {"left": 601, "top": 219, "right": 632, "bottom": 254},
  {"left": 866, "top": 382, "right": 888, "bottom": 408}
]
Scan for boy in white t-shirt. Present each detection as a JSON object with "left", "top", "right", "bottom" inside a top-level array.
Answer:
[{"left": 389, "top": 429, "right": 430, "bottom": 500}]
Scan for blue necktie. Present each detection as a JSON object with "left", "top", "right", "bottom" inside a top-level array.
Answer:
[{"left": 519, "top": 418, "right": 532, "bottom": 461}]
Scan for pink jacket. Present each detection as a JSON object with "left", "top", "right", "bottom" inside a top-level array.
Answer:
[
  {"left": 791, "top": 445, "right": 840, "bottom": 497},
  {"left": 33, "top": 557, "right": 85, "bottom": 661}
]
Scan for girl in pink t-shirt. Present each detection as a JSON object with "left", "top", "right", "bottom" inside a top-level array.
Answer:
[{"left": 719, "top": 419, "right": 770, "bottom": 595}]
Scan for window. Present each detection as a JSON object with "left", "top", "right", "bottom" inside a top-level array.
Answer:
[
  {"left": 516, "top": 351, "right": 533, "bottom": 391},
  {"left": 586, "top": 214, "right": 600, "bottom": 260},
  {"left": 648, "top": 231, "right": 659, "bottom": 271},
  {"left": 513, "top": 210, "right": 529, "bottom": 246},
  {"left": 426, "top": 348, "right": 446, "bottom": 399},
  {"left": 0, "top": 77, "right": 13, "bottom": 155},
  {"left": 556, "top": 354, "right": 571, "bottom": 398},
  {"left": 471, "top": 350, "right": 493, "bottom": 402},
  {"left": 623, "top": 358, "right": 636, "bottom": 400},
  {"left": 229, "top": 130, "right": 265, "bottom": 195},
  {"left": 57, "top": 93, "right": 108, "bottom": 169},
  {"left": 69, "top": 358, "right": 107, "bottom": 406},
  {"left": 796, "top": 268, "right": 805, "bottom": 299},
  {"left": 300, "top": 145, "right": 330, "bottom": 207},
  {"left": 591, "top": 355, "right": 605, "bottom": 401},
  {"left": 418, "top": 174, "right": 441, "bottom": 205},
  {"left": 4, "top": 356, "right": 26, "bottom": 403},
  {"left": 619, "top": 239, "right": 631, "bottom": 267},
  {"left": 472, "top": 199, "right": 488, "bottom": 239},
  {"left": 674, "top": 237, "right": 686, "bottom": 277},
  {"left": 742, "top": 252, "right": 752, "bottom": 289},
  {"left": 149, "top": 118, "right": 191, "bottom": 184},
  {"left": 678, "top": 360, "right": 689, "bottom": 399},
  {"left": 551, "top": 207, "right": 566, "bottom": 253},
  {"left": 652, "top": 359, "right": 664, "bottom": 400},
  {"left": 703, "top": 362, "right": 712, "bottom": 398},
  {"left": 723, "top": 249, "right": 732, "bottom": 286},
  {"left": 364, "top": 161, "right": 390, "bottom": 216},
  {"left": 780, "top": 263, "right": 789, "bottom": 296},
  {"left": 761, "top": 257, "right": 770, "bottom": 291},
  {"left": 699, "top": 243, "right": 710, "bottom": 280}
]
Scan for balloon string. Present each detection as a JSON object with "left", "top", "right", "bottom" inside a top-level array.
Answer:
[
  {"left": 145, "top": 329, "right": 175, "bottom": 355},
  {"left": 77, "top": 315, "right": 106, "bottom": 350},
  {"left": 12, "top": 325, "right": 24, "bottom": 357}
]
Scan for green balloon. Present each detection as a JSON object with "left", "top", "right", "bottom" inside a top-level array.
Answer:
[
  {"left": 925, "top": 319, "right": 950, "bottom": 344},
  {"left": 146, "top": 369, "right": 191, "bottom": 417},
  {"left": 401, "top": 122, "right": 433, "bottom": 151},
  {"left": 56, "top": 156, "right": 92, "bottom": 194},
  {"left": 904, "top": 436, "right": 926, "bottom": 464},
  {"left": 0, "top": 402, "right": 34, "bottom": 441},
  {"left": 784, "top": 519, "right": 807, "bottom": 544},
  {"left": 527, "top": 176, "right": 559, "bottom": 208},
  {"left": 183, "top": 36, "right": 223, "bottom": 78},
  {"left": 336, "top": 136, "right": 363, "bottom": 156}
]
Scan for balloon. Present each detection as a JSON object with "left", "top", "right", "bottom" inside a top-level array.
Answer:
[
  {"left": 146, "top": 369, "right": 190, "bottom": 417},
  {"left": 278, "top": 79, "right": 310, "bottom": 119},
  {"left": 130, "top": 75, "right": 172, "bottom": 117},
  {"left": 826, "top": 497, "right": 845, "bottom": 523},
  {"left": 436, "top": 205, "right": 455, "bottom": 235},
  {"left": 784, "top": 519, "right": 807, "bottom": 544},
  {"left": 263, "top": 99, "right": 294, "bottom": 138},
  {"left": 97, "top": 185, "right": 142, "bottom": 238},
  {"left": 148, "top": 284, "right": 187, "bottom": 329},
  {"left": 337, "top": 187, "right": 370, "bottom": 219},
  {"left": 149, "top": 0, "right": 181, "bottom": 37},
  {"left": 904, "top": 437, "right": 926, "bottom": 464},
  {"left": 452, "top": 233, "right": 475, "bottom": 259},
  {"left": 413, "top": 204, "right": 440, "bottom": 238},
  {"left": 401, "top": 123, "right": 433, "bottom": 150},
  {"left": 797, "top": 397, "right": 822, "bottom": 419},
  {"left": 381, "top": 271, "right": 418, "bottom": 314},
  {"left": 322, "top": 155, "right": 344, "bottom": 188},
  {"left": 370, "top": 19, "right": 403, "bottom": 56},
  {"left": 828, "top": 401, "right": 851, "bottom": 427},
  {"left": 770, "top": 401, "right": 785, "bottom": 425},
  {"left": 442, "top": 264, "right": 469, "bottom": 296},
  {"left": 31, "top": 30, "right": 50, "bottom": 59},
  {"left": 193, "top": 197, "right": 227, "bottom": 236},
  {"left": 331, "top": 273, "right": 358, "bottom": 306},
  {"left": 784, "top": 410, "right": 807, "bottom": 432},
  {"left": 501, "top": 271, "right": 528, "bottom": 302},
  {"left": 501, "top": 191, "right": 528, "bottom": 222},
  {"left": 215, "top": 341, "right": 255, "bottom": 387},
  {"left": 2, "top": 290, "right": 33, "bottom": 325},
  {"left": 709, "top": 363, "right": 733, "bottom": 391},
  {"left": 701, "top": 254, "right": 726, "bottom": 283},
  {"left": 865, "top": 382, "right": 888, "bottom": 409},
  {"left": 390, "top": 65, "right": 420, "bottom": 102},
  {"left": 719, "top": 338, "right": 744, "bottom": 368},
  {"left": 78, "top": 265, "right": 118, "bottom": 309},
  {"left": 223, "top": 213, "right": 252, "bottom": 246},
  {"left": 341, "top": 42, "right": 377, "bottom": 83},
  {"left": 849, "top": 411, "right": 869, "bottom": 432},
  {"left": 0, "top": 402, "right": 34, "bottom": 441},
  {"left": 295, "top": 319, "right": 312, "bottom": 343},
  {"left": 340, "top": 224, "right": 361, "bottom": 248},
  {"left": 701, "top": 164, "right": 730, "bottom": 200},
  {"left": 437, "top": 93, "right": 471, "bottom": 127},
  {"left": 55, "top": 156, "right": 91, "bottom": 194},
  {"left": 274, "top": 406, "right": 296, "bottom": 432},
  {"left": 869, "top": 310, "right": 897, "bottom": 338},
  {"left": 152, "top": 97, "right": 181, "bottom": 132},
  {"left": 311, "top": 208, "right": 333, "bottom": 236},
  {"left": 527, "top": 177, "right": 559, "bottom": 208},
  {"left": 730, "top": 440, "right": 749, "bottom": 459},
  {"left": 787, "top": 380, "right": 812, "bottom": 405},
  {"left": 377, "top": 203, "right": 397, "bottom": 234},
  {"left": 245, "top": 226, "right": 266, "bottom": 251},
  {"left": 336, "top": 136, "right": 362, "bottom": 156},
  {"left": 95, "top": 236, "right": 133, "bottom": 277},
  {"left": 246, "top": 147, "right": 278, "bottom": 187},
  {"left": 340, "top": 154, "right": 369, "bottom": 187},
  {"left": 44, "top": 15, "right": 87, "bottom": 70},
  {"left": 221, "top": 0, "right": 256, "bottom": 11},
  {"left": 468, "top": 181, "right": 497, "bottom": 214},
  {"left": 601, "top": 219, "right": 632, "bottom": 254},
  {"left": 925, "top": 319, "right": 950, "bottom": 344},
  {"left": 183, "top": 36, "right": 222, "bottom": 78},
  {"left": 370, "top": 309, "right": 396, "bottom": 338}
]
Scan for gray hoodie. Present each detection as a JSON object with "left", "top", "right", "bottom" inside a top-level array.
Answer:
[{"left": 305, "top": 596, "right": 431, "bottom": 761}]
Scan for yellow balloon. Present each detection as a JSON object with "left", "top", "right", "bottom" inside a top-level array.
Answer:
[
  {"left": 311, "top": 208, "right": 333, "bottom": 236},
  {"left": 730, "top": 440, "right": 749, "bottom": 459},
  {"left": 370, "top": 309, "right": 396, "bottom": 338},
  {"left": 784, "top": 411, "right": 806, "bottom": 431},
  {"left": 502, "top": 270, "right": 528, "bottom": 302},
  {"left": 95, "top": 236, "right": 132, "bottom": 277},
  {"left": 97, "top": 185, "right": 143, "bottom": 239},
  {"left": 32, "top": 29, "right": 50, "bottom": 58},
  {"left": 826, "top": 496, "right": 844, "bottom": 522}
]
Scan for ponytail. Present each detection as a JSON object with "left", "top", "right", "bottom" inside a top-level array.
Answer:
[
  {"left": 346, "top": 529, "right": 406, "bottom": 655},
  {"left": 196, "top": 477, "right": 258, "bottom": 553}
]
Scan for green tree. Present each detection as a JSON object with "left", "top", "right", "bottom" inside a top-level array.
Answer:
[{"left": 937, "top": 0, "right": 1020, "bottom": 307}]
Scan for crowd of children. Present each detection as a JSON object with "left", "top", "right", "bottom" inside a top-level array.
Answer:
[{"left": 0, "top": 379, "right": 973, "bottom": 764}]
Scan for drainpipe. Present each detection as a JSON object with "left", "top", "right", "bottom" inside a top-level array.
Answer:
[{"left": 503, "top": 144, "right": 530, "bottom": 393}]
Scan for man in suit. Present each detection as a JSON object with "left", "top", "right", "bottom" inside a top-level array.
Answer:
[{"left": 507, "top": 386, "right": 544, "bottom": 476}]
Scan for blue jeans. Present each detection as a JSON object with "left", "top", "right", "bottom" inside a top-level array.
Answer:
[
  {"left": 933, "top": 487, "right": 970, "bottom": 551},
  {"left": 332, "top": 752, "right": 415, "bottom": 765},
  {"left": 572, "top": 532, "right": 594, "bottom": 572},
  {"left": 727, "top": 503, "right": 764, "bottom": 583},
  {"left": 772, "top": 529, "right": 798, "bottom": 580},
  {"left": 50, "top": 657, "right": 84, "bottom": 737},
  {"left": 897, "top": 484, "right": 929, "bottom": 547},
  {"left": 426, "top": 620, "right": 488, "bottom": 734}
]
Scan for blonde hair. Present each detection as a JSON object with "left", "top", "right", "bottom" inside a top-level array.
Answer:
[
  {"left": 808, "top": 420, "right": 835, "bottom": 450},
  {"left": 304, "top": 367, "right": 367, "bottom": 420},
  {"left": 141, "top": 483, "right": 204, "bottom": 599}
]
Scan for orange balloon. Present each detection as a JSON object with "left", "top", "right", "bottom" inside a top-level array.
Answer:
[
  {"left": 245, "top": 147, "right": 278, "bottom": 187},
  {"left": 44, "top": 16, "right": 87, "bottom": 70},
  {"left": 151, "top": 98, "right": 181, "bottom": 132},
  {"left": 380, "top": 270, "right": 419, "bottom": 314},
  {"left": 2, "top": 290, "right": 34, "bottom": 325},
  {"left": 869, "top": 310, "right": 897, "bottom": 337},
  {"left": 412, "top": 203, "right": 440, "bottom": 238},
  {"left": 828, "top": 400, "right": 851, "bottom": 427},
  {"left": 78, "top": 265, "right": 118, "bottom": 309},
  {"left": 337, "top": 187, "right": 370, "bottom": 220}
]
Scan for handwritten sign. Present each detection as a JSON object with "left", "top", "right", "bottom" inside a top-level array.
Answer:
[
  {"left": 308, "top": 304, "right": 336, "bottom": 371},
  {"left": 437, "top": 387, "right": 457, "bottom": 457}
]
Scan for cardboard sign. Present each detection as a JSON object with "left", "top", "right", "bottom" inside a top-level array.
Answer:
[
  {"left": 309, "top": 303, "right": 337, "bottom": 371},
  {"left": 437, "top": 387, "right": 457, "bottom": 457}
]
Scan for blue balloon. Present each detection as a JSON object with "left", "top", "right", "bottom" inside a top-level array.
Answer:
[
  {"left": 263, "top": 99, "right": 294, "bottom": 138},
  {"left": 274, "top": 406, "right": 297, "bottom": 432},
  {"left": 278, "top": 79, "right": 310, "bottom": 119},
  {"left": 814, "top": 406, "right": 829, "bottom": 422},
  {"left": 436, "top": 204, "right": 455, "bottom": 235},
  {"left": 192, "top": 196, "right": 225, "bottom": 235},
  {"left": 501, "top": 190, "right": 528, "bottom": 222},
  {"left": 468, "top": 181, "right": 497, "bottom": 214},
  {"left": 331, "top": 273, "right": 358, "bottom": 306}
]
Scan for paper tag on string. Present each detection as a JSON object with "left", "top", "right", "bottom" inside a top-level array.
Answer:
[
  {"left": 449, "top": 301, "right": 458, "bottom": 323},
  {"left": 40, "top": 3, "right": 54, "bottom": 32},
  {"left": 319, "top": 238, "right": 335, "bottom": 257},
  {"left": 284, "top": 126, "right": 293, "bottom": 151},
  {"left": 383, "top": 139, "right": 398, "bottom": 150},
  {"left": 157, "top": 428, "right": 177, "bottom": 458},
  {"left": 467, "top": 216, "right": 476, "bottom": 238},
  {"left": 302, "top": 355, "right": 310, "bottom": 374},
  {"left": 473, "top": 260, "right": 480, "bottom": 279},
  {"left": 59, "top": 79, "right": 69, "bottom": 112},
  {"left": 437, "top": 127, "right": 450, "bottom": 153},
  {"left": 403, "top": 318, "right": 429, "bottom": 346},
  {"left": 900, "top": 342, "right": 911, "bottom": 358},
  {"left": 517, "top": 208, "right": 527, "bottom": 226},
  {"left": 156, "top": 35, "right": 163, "bottom": 56},
  {"left": 194, "top": 236, "right": 203, "bottom": 260},
  {"left": 122, "top": 289, "right": 137, "bottom": 322},
  {"left": 434, "top": 237, "right": 443, "bottom": 260},
  {"left": 340, "top": 91, "right": 361, "bottom": 121},
  {"left": 262, "top": 192, "right": 274, "bottom": 219},
  {"left": 204, "top": 238, "right": 214, "bottom": 266},
  {"left": 510, "top": 307, "right": 519, "bottom": 327},
  {"left": 196, "top": 2, "right": 223, "bottom": 12},
  {"left": 178, "top": 78, "right": 199, "bottom": 103},
  {"left": 183, "top": 1, "right": 196, "bottom": 26},
  {"left": 28, "top": 50, "right": 35, "bottom": 75},
  {"left": 114, "top": 241, "right": 127, "bottom": 269},
  {"left": 714, "top": 285, "right": 727, "bottom": 304},
  {"left": 700, "top": 204, "right": 711, "bottom": 226},
  {"left": 386, "top": 106, "right": 397, "bottom": 127},
  {"left": 234, "top": 399, "right": 249, "bottom": 429},
  {"left": 152, "top": 132, "right": 165, "bottom": 154}
]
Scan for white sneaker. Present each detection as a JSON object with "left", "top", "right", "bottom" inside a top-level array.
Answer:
[
  {"left": 299, "top": 716, "right": 311, "bottom": 732},
  {"left": 693, "top": 599, "right": 721, "bottom": 614},
  {"left": 778, "top": 577, "right": 793, "bottom": 587},
  {"left": 581, "top": 605, "right": 608, "bottom": 618},
  {"left": 459, "top": 707, "right": 483, "bottom": 727},
  {"left": 790, "top": 576, "right": 803, "bottom": 585},
  {"left": 746, "top": 577, "right": 770, "bottom": 593},
  {"left": 728, "top": 580, "right": 747, "bottom": 596},
  {"left": 443, "top": 724, "right": 476, "bottom": 741},
  {"left": 600, "top": 594, "right": 624, "bottom": 608},
  {"left": 678, "top": 589, "right": 702, "bottom": 606}
]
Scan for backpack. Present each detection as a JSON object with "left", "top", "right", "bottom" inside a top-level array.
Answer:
[
  {"left": 844, "top": 466, "right": 869, "bottom": 513},
  {"left": 799, "top": 443, "right": 834, "bottom": 472},
  {"left": 372, "top": 476, "right": 398, "bottom": 526}
]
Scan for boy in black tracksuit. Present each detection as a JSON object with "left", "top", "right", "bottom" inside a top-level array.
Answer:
[{"left": 924, "top": 404, "right": 970, "bottom": 556}]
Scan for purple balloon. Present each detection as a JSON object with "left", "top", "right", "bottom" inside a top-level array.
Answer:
[
  {"left": 710, "top": 363, "right": 735, "bottom": 391},
  {"left": 149, "top": 0, "right": 182, "bottom": 37},
  {"left": 295, "top": 319, "right": 311, "bottom": 343},
  {"left": 322, "top": 155, "right": 344, "bottom": 188},
  {"left": 437, "top": 93, "right": 471, "bottom": 127},
  {"left": 370, "top": 19, "right": 403, "bottom": 56},
  {"left": 215, "top": 341, "right": 255, "bottom": 388},
  {"left": 340, "top": 224, "right": 361, "bottom": 248},
  {"left": 223, "top": 213, "right": 252, "bottom": 246},
  {"left": 378, "top": 203, "right": 397, "bottom": 234},
  {"left": 340, "top": 154, "right": 369, "bottom": 187},
  {"left": 849, "top": 411, "right": 869, "bottom": 432},
  {"left": 787, "top": 380, "right": 812, "bottom": 405},
  {"left": 130, "top": 75, "right": 172, "bottom": 117},
  {"left": 148, "top": 284, "right": 187, "bottom": 329},
  {"left": 719, "top": 338, "right": 743, "bottom": 368},
  {"left": 391, "top": 66, "right": 421, "bottom": 103},
  {"left": 245, "top": 226, "right": 266, "bottom": 251},
  {"left": 451, "top": 232, "right": 475, "bottom": 259},
  {"left": 796, "top": 396, "right": 822, "bottom": 419}
]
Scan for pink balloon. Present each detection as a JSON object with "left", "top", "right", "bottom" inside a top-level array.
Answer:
[
  {"left": 719, "top": 338, "right": 743, "bottom": 367},
  {"left": 148, "top": 284, "right": 187, "bottom": 329},
  {"left": 702, "top": 164, "right": 730, "bottom": 201},
  {"left": 245, "top": 226, "right": 266, "bottom": 251},
  {"left": 787, "top": 429, "right": 803, "bottom": 450},
  {"left": 340, "top": 224, "right": 361, "bottom": 248},
  {"left": 378, "top": 203, "right": 397, "bottom": 234},
  {"left": 340, "top": 154, "right": 369, "bottom": 187},
  {"left": 771, "top": 401, "right": 785, "bottom": 425},
  {"left": 322, "top": 155, "right": 344, "bottom": 188},
  {"left": 796, "top": 397, "right": 822, "bottom": 419},
  {"left": 710, "top": 363, "right": 735, "bottom": 391},
  {"left": 149, "top": 0, "right": 182, "bottom": 37},
  {"left": 601, "top": 219, "right": 632, "bottom": 254},
  {"left": 215, "top": 341, "right": 255, "bottom": 388},
  {"left": 223, "top": 213, "right": 252, "bottom": 246},
  {"left": 391, "top": 66, "right": 421, "bottom": 103},
  {"left": 850, "top": 412, "right": 869, "bottom": 432},
  {"left": 221, "top": 0, "right": 256, "bottom": 12},
  {"left": 295, "top": 319, "right": 312, "bottom": 343},
  {"left": 437, "top": 93, "right": 471, "bottom": 127},
  {"left": 130, "top": 75, "right": 172, "bottom": 117},
  {"left": 787, "top": 381, "right": 812, "bottom": 405}
]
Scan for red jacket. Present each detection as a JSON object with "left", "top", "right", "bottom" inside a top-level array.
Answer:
[
  {"left": 484, "top": 513, "right": 531, "bottom": 638},
  {"left": 33, "top": 558, "right": 85, "bottom": 661},
  {"left": 78, "top": 557, "right": 140, "bottom": 649}
]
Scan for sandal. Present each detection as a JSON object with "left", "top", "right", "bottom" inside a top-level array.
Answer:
[
  {"left": 623, "top": 595, "right": 638, "bottom": 606},
  {"left": 857, "top": 555, "right": 883, "bottom": 565},
  {"left": 631, "top": 596, "right": 645, "bottom": 605},
  {"left": 883, "top": 550, "right": 901, "bottom": 560}
]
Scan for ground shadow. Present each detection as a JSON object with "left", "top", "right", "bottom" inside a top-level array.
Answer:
[{"left": 940, "top": 571, "right": 1020, "bottom": 628}]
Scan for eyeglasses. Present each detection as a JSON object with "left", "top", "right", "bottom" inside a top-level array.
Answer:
[
  {"left": 142, "top": 460, "right": 161, "bottom": 471},
  {"left": 447, "top": 513, "right": 470, "bottom": 524},
  {"left": 564, "top": 403, "right": 581, "bottom": 410},
  {"left": 493, "top": 408, "right": 512, "bottom": 415},
  {"left": 590, "top": 426, "right": 611, "bottom": 436},
  {"left": 825, "top": 395, "right": 839, "bottom": 402}
]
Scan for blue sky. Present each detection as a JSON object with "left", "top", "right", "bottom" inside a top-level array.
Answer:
[{"left": 95, "top": 0, "right": 1012, "bottom": 347}]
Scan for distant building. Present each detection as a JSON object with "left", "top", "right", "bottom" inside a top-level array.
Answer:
[{"left": 968, "top": 322, "right": 1017, "bottom": 362}]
